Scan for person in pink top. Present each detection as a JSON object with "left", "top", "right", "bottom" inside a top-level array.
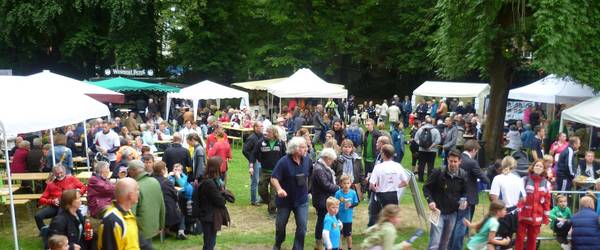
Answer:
[
  {"left": 87, "top": 161, "right": 116, "bottom": 218},
  {"left": 549, "top": 132, "right": 569, "bottom": 176},
  {"left": 206, "top": 124, "right": 228, "bottom": 152},
  {"left": 11, "top": 140, "right": 30, "bottom": 173},
  {"left": 208, "top": 130, "right": 232, "bottom": 187}
]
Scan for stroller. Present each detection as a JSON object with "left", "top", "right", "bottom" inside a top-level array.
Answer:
[{"left": 511, "top": 150, "right": 531, "bottom": 177}]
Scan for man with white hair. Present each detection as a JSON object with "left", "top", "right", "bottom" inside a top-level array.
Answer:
[
  {"left": 271, "top": 137, "right": 311, "bottom": 250},
  {"left": 128, "top": 160, "right": 165, "bottom": 250}
]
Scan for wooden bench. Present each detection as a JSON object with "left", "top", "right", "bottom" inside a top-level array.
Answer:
[
  {"left": 228, "top": 136, "right": 243, "bottom": 147},
  {"left": 11, "top": 194, "right": 42, "bottom": 200}
]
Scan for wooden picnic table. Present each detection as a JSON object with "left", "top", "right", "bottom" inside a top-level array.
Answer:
[
  {"left": 0, "top": 187, "right": 20, "bottom": 196},
  {"left": 222, "top": 125, "right": 253, "bottom": 145},
  {"left": 76, "top": 171, "right": 93, "bottom": 180},
  {"left": 73, "top": 156, "right": 87, "bottom": 163},
  {"left": 8, "top": 173, "right": 51, "bottom": 181}
]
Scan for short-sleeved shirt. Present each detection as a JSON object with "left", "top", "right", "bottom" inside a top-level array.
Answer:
[
  {"left": 489, "top": 173, "right": 526, "bottom": 207},
  {"left": 94, "top": 130, "right": 121, "bottom": 161},
  {"left": 369, "top": 161, "right": 409, "bottom": 198},
  {"left": 335, "top": 189, "right": 359, "bottom": 223},
  {"left": 323, "top": 213, "right": 342, "bottom": 249},
  {"left": 467, "top": 217, "right": 499, "bottom": 250},
  {"left": 272, "top": 154, "right": 311, "bottom": 208}
]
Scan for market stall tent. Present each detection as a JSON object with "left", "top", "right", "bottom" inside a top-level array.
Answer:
[
  {"left": 28, "top": 70, "right": 125, "bottom": 103},
  {"left": 89, "top": 77, "right": 180, "bottom": 93},
  {"left": 508, "top": 74, "right": 597, "bottom": 104},
  {"left": 0, "top": 76, "right": 111, "bottom": 250},
  {"left": 165, "top": 80, "right": 250, "bottom": 121},
  {"left": 560, "top": 96, "right": 600, "bottom": 129},
  {"left": 266, "top": 68, "right": 347, "bottom": 98},
  {"left": 233, "top": 77, "right": 345, "bottom": 91},
  {"left": 412, "top": 81, "right": 490, "bottom": 116}
]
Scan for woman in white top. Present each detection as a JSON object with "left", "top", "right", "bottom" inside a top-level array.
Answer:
[{"left": 505, "top": 125, "right": 522, "bottom": 151}]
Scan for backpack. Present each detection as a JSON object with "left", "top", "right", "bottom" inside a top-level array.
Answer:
[
  {"left": 418, "top": 127, "right": 434, "bottom": 148},
  {"left": 346, "top": 127, "right": 362, "bottom": 147}
]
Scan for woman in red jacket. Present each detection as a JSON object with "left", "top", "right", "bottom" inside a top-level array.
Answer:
[
  {"left": 208, "top": 130, "right": 232, "bottom": 187},
  {"left": 515, "top": 160, "right": 551, "bottom": 250}
]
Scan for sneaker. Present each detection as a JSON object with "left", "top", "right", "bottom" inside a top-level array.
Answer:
[
  {"left": 176, "top": 233, "right": 188, "bottom": 240},
  {"left": 251, "top": 202, "right": 261, "bottom": 206},
  {"left": 39, "top": 226, "right": 49, "bottom": 237}
]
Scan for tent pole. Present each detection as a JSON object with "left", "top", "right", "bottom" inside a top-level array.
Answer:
[
  {"left": 165, "top": 96, "right": 171, "bottom": 121},
  {"left": 83, "top": 121, "right": 90, "bottom": 171},
  {"left": 193, "top": 99, "right": 199, "bottom": 123},
  {"left": 2, "top": 124, "right": 19, "bottom": 250},
  {"left": 50, "top": 129, "right": 56, "bottom": 166}
]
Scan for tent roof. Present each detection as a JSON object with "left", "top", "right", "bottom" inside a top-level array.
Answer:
[
  {"left": 413, "top": 81, "right": 490, "bottom": 98},
  {"left": 232, "top": 77, "right": 345, "bottom": 91},
  {"left": 28, "top": 70, "right": 125, "bottom": 103},
  {"left": 508, "top": 74, "right": 597, "bottom": 104},
  {"left": 0, "top": 76, "right": 110, "bottom": 135},
  {"left": 168, "top": 80, "right": 249, "bottom": 101},
  {"left": 561, "top": 96, "right": 600, "bottom": 127},
  {"left": 232, "top": 78, "right": 287, "bottom": 90},
  {"left": 266, "top": 68, "right": 348, "bottom": 98},
  {"left": 89, "top": 77, "right": 180, "bottom": 93}
]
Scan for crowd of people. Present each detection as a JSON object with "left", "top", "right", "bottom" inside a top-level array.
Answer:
[{"left": 2, "top": 94, "right": 600, "bottom": 250}]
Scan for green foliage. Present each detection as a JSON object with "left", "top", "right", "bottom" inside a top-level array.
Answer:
[{"left": 533, "top": 0, "right": 600, "bottom": 89}]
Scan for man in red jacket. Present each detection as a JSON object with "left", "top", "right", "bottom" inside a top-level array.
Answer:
[{"left": 35, "top": 165, "right": 86, "bottom": 236}]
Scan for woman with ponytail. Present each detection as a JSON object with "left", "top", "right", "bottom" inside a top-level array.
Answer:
[{"left": 464, "top": 200, "right": 511, "bottom": 250}]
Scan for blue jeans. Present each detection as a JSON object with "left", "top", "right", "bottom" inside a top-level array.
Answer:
[
  {"left": 428, "top": 212, "right": 457, "bottom": 250},
  {"left": 449, "top": 208, "right": 470, "bottom": 250},
  {"left": 250, "top": 161, "right": 261, "bottom": 203},
  {"left": 274, "top": 201, "right": 308, "bottom": 250}
]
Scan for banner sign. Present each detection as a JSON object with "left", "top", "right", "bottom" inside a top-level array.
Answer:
[{"left": 104, "top": 68, "right": 154, "bottom": 77}]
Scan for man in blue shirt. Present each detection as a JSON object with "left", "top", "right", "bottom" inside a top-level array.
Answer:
[{"left": 271, "top": 137, "right": 311, "bottom": 250}]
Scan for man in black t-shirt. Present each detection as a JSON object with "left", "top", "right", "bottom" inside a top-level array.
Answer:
[{"left": 531, "top": 126, "right": 545, "bottom": 161}]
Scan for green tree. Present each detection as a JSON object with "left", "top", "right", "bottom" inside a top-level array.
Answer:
[{"left": 431, "top": 0, "right": 600, "bottom": 160}]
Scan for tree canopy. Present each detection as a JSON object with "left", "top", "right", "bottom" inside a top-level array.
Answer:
[{"left": 430, "top": 0, "right": 600, "bottom": 159}]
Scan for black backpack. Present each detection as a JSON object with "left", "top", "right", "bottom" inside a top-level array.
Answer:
[{"left": 418, "top": 127, "right": 434, "bottom": 148}]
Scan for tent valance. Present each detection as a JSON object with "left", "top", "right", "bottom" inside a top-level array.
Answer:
[
  {"left": 28, "top": 70, "right": 125, "bottom": 103},
  {"left": 89, "top": 77, "right": 180, "bottom": 93},
  {"left": 266, "top": 68, "right": 347, "bottom": 99},
  {"left": 166, "top": 80, "right": 249, "bottom": 121},
  {"left": 508, "top": 74, "right": 597, "bottom": 104}
]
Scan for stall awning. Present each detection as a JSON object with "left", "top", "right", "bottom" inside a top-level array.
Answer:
[
  {"left": 89, "top": 77, "right": 180, "bottom": 93},
  {"left": 28, "top": 70, "right": 125, "bottom": 103},
  {"left": 508, "top": 74, "right": 597, "bottom": 104}
]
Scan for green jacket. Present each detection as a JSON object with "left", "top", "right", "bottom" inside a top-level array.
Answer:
[
  {"left": 549, "top": 206, "right": 572, "bottom": 229},
  {"left": 132, "top": 172, "right": 165, "bottom": 239}
]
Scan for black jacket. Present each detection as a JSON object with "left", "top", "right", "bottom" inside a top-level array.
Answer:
[
  {"left": 423, "top": 168, "right": 467, "bottom": 215},
  {"left": 243, "top": 132, "right": 263, "bottom": 162},
  {"left": 311, "top": 161, "right": 339, "bottom": 210},
  {"left": 154, "top": 175, "right": 182, "bottom": 227},
  {"left": 26, "top": 148, "right": 43, "bottom": 172},
  {"left": 578, "top": 160, "right": 600, "bottom": 179},
  {"left": 48, "top": 209, "right": 85, "bottom": 250},
  {"left": 557, "top": 146, "right": 577, "bottom": 179},
  {"left": 362, "top": 129, "right": 381, "bottom": 161},
  {"left": 163, "top": 143, "right": 192, "bottom": 172},
  {"left": 460, "top": 153, "right": 489, "bottom": 205},
  {"left": 195, "top": 178, "right": 226, "bottom": 223},
  {"left": 254, "top": 139, "right": 287, "bottom": 171}
]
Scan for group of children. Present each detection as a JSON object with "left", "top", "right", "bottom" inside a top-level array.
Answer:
[{"left": 320, "top": 174, "right": 412, "bottom": 250}]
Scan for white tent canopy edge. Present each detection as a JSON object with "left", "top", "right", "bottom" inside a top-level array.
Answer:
[{"left": 411, "top": 81, "right": 490, "bottom": 117}]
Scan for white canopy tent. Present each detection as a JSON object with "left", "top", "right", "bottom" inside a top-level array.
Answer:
[
  {"left": 0, "top": 76, "right": 110, "bottom": 250},
  {"left": 509, "top": 74, "right": 597, "bottom": 104},
  {"left": 28, "top": 70, "right": 125, "bottom": 103},
  {"left": 560, "top": 96, "right": 600, "bottom": 130},
  {"left": 266, "top": 68, "right": 348, "bottom": 99},
  {"left": 412, "top": 81, "right": 490, "bottom": 117},
  {"left": 165, "top": 80, "right": 250, "bottom": 121}
]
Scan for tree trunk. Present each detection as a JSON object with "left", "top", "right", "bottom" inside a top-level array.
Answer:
[{"left": 483, "top": 4, "right": 514, "bottom": 162}]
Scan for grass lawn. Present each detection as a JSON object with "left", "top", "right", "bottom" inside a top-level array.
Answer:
[{"left": 0, "top": 130, "right": 562, "bottom": 249}]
